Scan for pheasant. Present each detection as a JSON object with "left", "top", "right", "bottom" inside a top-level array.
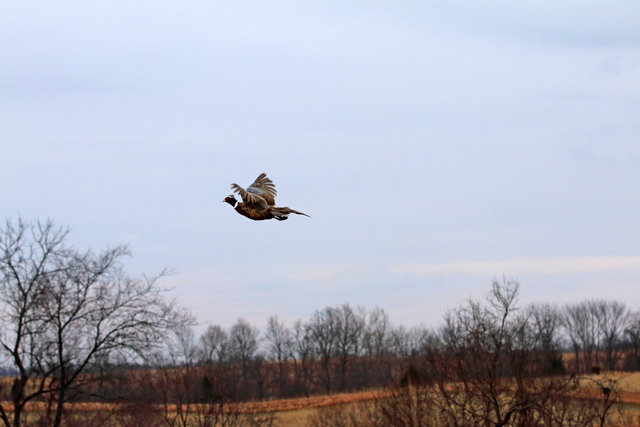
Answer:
[{"left": 223, "top": 173, "right": 310, "bottom": 221}]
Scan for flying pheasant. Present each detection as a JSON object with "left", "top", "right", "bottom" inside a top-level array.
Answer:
[{"left": 223, "top": 173, "right": 310, "bottom": 221}]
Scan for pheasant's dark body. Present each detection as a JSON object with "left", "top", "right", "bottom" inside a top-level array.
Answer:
[{"left": 223, "top": 173, "right": 309, "bottom": 221}]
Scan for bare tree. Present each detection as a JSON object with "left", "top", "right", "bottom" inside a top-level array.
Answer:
[
  {"left": 154, "top": 327, "right": 200, "bottom": 427},
  {"left": 228, "top": 317, "right": 259, "bottom": 397},
  {"left": 562, "top": 300, "right": 630, "bottom": 372},
  {"left": 563, "top": 301, "right": 599, "bottom": 373},
  {"left": 151, "top": 326, "right": 272, "bottom": 427},
  {"left": 291, "top": 319, "right": 315, "bottom": 395},
  {"left": 41, "top": 248, "right": 191, "bottom": 427},
  {"left": 387, "top": 324, "right": 431, "bottom": 358},
  {"left": 334, "top": 304, "right": 366, "bottom": 391},
  {"left": 0, "top": 219, "right": 67, "bottom": 427},
  {"left": 0, "top": 218, "right": 191, "bottom": 427},
  {"left": 169, "top": 325, "right": 200, "bottom": 366},
  {"left": 427, "top": 278, "right": 542, "bottom": 426},
  {"left": 264, "top": 316, "right": 293, "bottom": 395},
  {"left": 361, "top": 306, "right": 393, "bottom": 386},
  {"left": 528, "top": 303, "right": 565, "bottom": 374},
  {"left": 228, "top": 318, "right": 259, "bottom": 367},
  {"left": 265, "top": 316, "right": 292, "bottom": 363},
  {"left": 625, "top": 311, "right": 640, "bottom": 370},
  {"left": 387, "top": 325, "right": 412, "bottom": 357},
  {"left": 198, "top": 324, "right": 229, "bottom": 364},
  {"left": 423, "top": 278, "right": 615, "bottom": 427},
  {"left": 363, "top": 306, "right": 391, "bottom": 359},
  {"left": 592, "top": 300, "right": 629, "bottom": 370},
  {"left": 306, "top": 307, "right": 339, "bottom": 392}
]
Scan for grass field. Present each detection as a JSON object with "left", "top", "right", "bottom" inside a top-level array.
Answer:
[
  {"left": 271, "top": 372, "right": 640, "bottom": 426},
  {"left": 2, "top": 372, "right": 640, "bottom": 426}
]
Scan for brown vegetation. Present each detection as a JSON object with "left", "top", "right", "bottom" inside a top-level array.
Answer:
[{"left": 3, "top": 218, "right": 640, "bottom": 426}]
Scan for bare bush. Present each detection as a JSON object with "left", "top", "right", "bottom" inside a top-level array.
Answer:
[{"left": 0, "top": 218, "right": 191, "bottom": 427}]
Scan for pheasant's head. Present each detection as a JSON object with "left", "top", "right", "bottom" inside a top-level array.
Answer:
[{"left": 223, "top": 195, "right": 238, "bottom": 206}]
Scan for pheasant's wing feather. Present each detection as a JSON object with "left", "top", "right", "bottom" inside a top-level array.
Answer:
[
  {"left": 231, "top": 183, "right": 268, "bottom": 207},
  {"left": 246, "top": 172, "right": 277, "bottom": 206}
]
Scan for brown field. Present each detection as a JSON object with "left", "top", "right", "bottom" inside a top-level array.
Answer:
[
  {"left": 573, "top": 371, "right": 640, "bottom": 406},
  {"left": 2, "top": 372, "right": 640, "bottom": 425},
  {"left": 0, "top": 389, "right": 386, "bottom": 415}
]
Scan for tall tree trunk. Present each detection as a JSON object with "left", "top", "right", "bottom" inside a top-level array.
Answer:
[
  {"left": 10, "top": 379, "right": 25, "bottom": 427},
  {"left": 11, "top": 407, "right": 22, "bottom": 427},
  {"left": 322, "top": 360, "right": 331, "bottom": 393},
  {"left": 53, "top": 386, "right": 65, "bottom": 427},
  {"left": 340, "top": 355, "right": 348, "bottom": 391}
]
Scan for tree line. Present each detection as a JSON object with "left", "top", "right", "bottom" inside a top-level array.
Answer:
[
  {"left": 182, "top": 293, "right": 640, "bottom": 379},
  {"left": 1, "top": 218, "right": 639, "bottom": 426}
]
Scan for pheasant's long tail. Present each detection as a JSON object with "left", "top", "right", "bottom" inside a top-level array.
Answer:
[
  {"left": 288, "top": 208, "right": 310, "bottom": 217},
  {"left": 271, "top": 207, "right": 310, "bottom": 220}
]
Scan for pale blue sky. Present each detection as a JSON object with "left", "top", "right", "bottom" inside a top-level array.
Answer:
[{"left": 1, "top": 1, "right": 639, "bottom": 329}]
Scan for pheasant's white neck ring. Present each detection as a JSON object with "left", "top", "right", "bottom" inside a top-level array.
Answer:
[{"left": 234, "top": 201, "right": 239, "bottom": 208}]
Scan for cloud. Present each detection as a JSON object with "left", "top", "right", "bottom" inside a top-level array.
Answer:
[
  {"left": 390, "top": 256, "right": 640, "bottom": 277},
  {"left": 1, "top": 1, "right": 638, "bottom": 332}
]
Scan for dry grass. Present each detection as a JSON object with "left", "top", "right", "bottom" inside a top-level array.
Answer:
[
  {"left": 573, "top": 371, "right": 640, "bottom": 406},
  {"left": 296, "top": 372, "right": 640, "bottom": 426},
  {"left": 0, "top": 389, "right": 387, "bottom": 415},
  {"left": 2, "top": 373, "right": 640, "bottom": 425}
]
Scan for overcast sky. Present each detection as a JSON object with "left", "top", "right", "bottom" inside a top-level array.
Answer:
[{"left": 2, "top": 1, "right": 639, "bottom": 330}]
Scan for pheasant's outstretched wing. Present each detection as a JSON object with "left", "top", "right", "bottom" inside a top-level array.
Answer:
[
  {"left": 230, "top": 182, "right": 268, "bottom": 208},
  {"left": 245, "top": 172, "right": 277, "bottom": 206}
]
